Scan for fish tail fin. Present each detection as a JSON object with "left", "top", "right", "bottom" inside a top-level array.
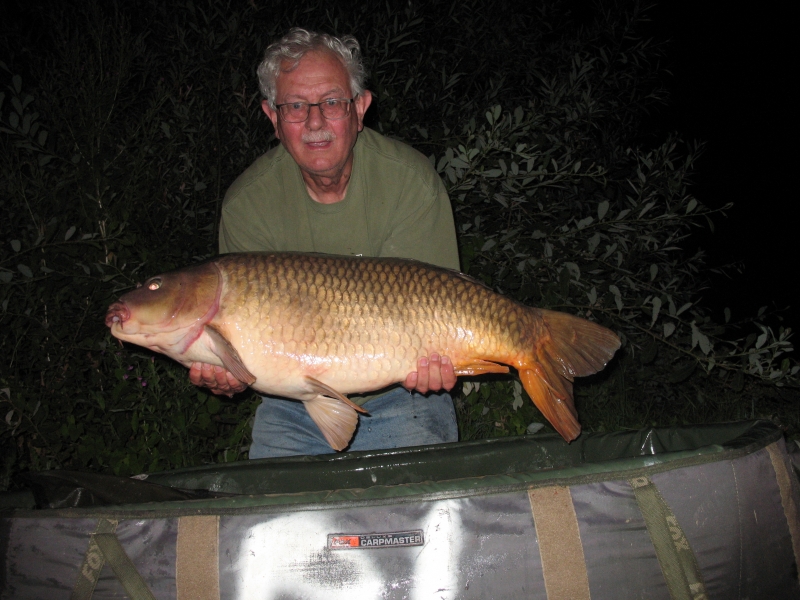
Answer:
[
  {"left": 518, "top": 368, "right": 580, "bottom": 441},
  {"left": 519, "top": 309, "right": 621, "bottom": 442}
]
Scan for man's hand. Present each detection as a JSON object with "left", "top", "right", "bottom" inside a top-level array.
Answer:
[
  {"left": 189, "top": 362, "right": 248, "bottom": 397},
  {"left": 403, "top": 353, "right": 457, "bottom": 394}
]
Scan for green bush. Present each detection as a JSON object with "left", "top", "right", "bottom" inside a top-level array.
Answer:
[{"left": 1, "top": 0, "right": 796, "bottom": 485}]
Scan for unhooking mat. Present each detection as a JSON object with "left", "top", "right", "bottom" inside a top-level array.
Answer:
[{"left": 1, "top": 420, "right": 799, "bottom": 599}]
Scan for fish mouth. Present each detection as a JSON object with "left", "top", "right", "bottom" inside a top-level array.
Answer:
[{"left": 105, "top": 302, "right": 130, "bottom": 328}]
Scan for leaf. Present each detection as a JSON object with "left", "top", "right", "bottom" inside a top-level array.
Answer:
[
  {"left": 10, "top": 240, "right": 21, "bottom": 252},
  {"left": 755, "top": 330, "right": 768, "bottom": 349},
  {"left": 663, "top": 322, "right": 675, "bottom": 338},
  {"left": 512, "top": 381, "right": 523, "bottom": 410},
  {"left": 724, "top": 307, "right": 731, "bottom": 323},
  {"left": 691, "top": 322, "right": 712, "bottom": 355},
  {"left": 207, "top": 396, "right": 221, "bottom": 415},
  {"left": 609, "top": 284, "right": 623, "bottom": 311},
  {"left": 650, "top": 264, "right": 658, "bottom": 281},
  {"left": 597, "top": 200, "right": 609, "bottom": 220},
  {"left": 588, "top": 232, "right": 601, "bottom": 253},
  {"left": 576, "top": 216, "right": 593, "bottom": 230},
  {"left": 587, "top": 287, "right": 597, "bottom": 305},
  {"left": 638, "top": 201, "right": 656, "bottom": 218},
  {"left": 685, "top": 198, "right": 698, "bottom": 214},
  {"left": 650, "top": 297, "right": 661, "bottom": 327},
  {"left": 17, "top": 264, "right": 33, "bottom": 278},
  {"left": 481, "top": 238, "right": 496, "bottom": 251},
  {"left": 564, "top": 262, "right": 580, "bottom": 281},
  {"left": 0, "top": 271, "right": 12, "bottom": 283},
  {"left": 64, "top": 226, "right": 76, "bottom": 241}
]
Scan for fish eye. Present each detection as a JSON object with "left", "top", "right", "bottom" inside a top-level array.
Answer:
[{"left": 147, "top": 278, "right": 162, "bottom": 291}]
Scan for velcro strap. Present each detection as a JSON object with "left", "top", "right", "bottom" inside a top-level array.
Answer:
[
  {"left": 177, "top": 515, "right": 220, "bottom": 600},
  {"left": 528, "top": 486, "right": 590, "bottom": 600}
]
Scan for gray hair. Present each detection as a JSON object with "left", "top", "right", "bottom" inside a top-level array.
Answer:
[{"left": 257, "top": 28, "right": 367, "bottom": 109}]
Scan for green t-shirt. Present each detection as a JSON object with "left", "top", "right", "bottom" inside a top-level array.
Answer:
[
  {"left": 219, "top": 127, "right": 460, "bottom": 271},
  {"left": 218, "top": 127, "right": 460, "bottom": 404}
]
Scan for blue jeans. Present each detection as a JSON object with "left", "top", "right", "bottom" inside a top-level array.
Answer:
[{"left": 249, "top": 386, "right": 458, "bottom": 458}]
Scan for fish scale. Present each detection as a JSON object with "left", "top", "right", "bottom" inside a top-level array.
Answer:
[
  {"left": 106, "top": 252, "right": 621, "bottom": 451},
  {"left": 218, "top": 254, "right": 512, "bottom": 373}
]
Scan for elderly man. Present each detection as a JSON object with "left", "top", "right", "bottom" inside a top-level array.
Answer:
[{"left": 190, "top": 28, "right": 460, "bottom": 458}]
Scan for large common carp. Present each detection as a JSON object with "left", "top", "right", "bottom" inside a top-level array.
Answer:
[{"left": 105, "top": 253, "right": 620, "bottom": 450}]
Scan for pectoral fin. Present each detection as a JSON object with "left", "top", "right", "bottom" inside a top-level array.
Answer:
[
  {"left": 454, "top": 360, "right": 510, "bottom": 376},
  {"left": 302, "top": 377, "right": 369, "bottom": 451},
  {"left": 204, "top": 324, "right": 256, "bottom": 386}
]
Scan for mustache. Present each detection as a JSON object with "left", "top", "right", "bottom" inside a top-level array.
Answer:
[{"left": 302, "top": 131, "right": 335, "bottom": 143}]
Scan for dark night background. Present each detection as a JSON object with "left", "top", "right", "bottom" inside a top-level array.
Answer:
[
  {"left": 1, "top": 0, "right": 797, "bottom": 483},
  {"left": 4, "top": 1, "right": 794, "bottom": 334},
  {"left": 650, "top": 3, "right": 796, "bottom": 336}
]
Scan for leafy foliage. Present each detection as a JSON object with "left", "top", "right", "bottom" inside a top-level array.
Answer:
[{"left": 1, "top": 0, "right": 796, "bottom": 485}]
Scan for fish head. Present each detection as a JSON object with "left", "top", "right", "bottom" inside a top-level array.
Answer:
[{"left": 105, "top": 262, "right": 221, "bottom": 354}]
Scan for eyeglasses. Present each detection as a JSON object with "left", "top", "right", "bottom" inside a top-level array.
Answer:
[{"left": 275, "top": 98, "right": 355, "bottom": 123}]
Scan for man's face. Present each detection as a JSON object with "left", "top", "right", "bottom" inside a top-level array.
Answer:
[{"left": 262, "top": 50, "right": 372, "bottom": 181}]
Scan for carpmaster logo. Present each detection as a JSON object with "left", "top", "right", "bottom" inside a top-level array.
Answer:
[{"left": 328, "top": 530, "right": 424, "bottom": 550}]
